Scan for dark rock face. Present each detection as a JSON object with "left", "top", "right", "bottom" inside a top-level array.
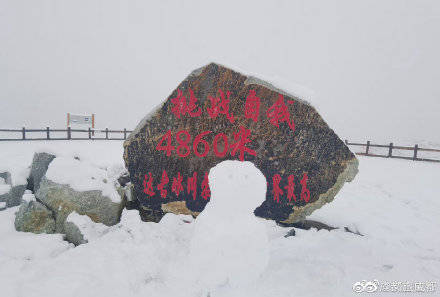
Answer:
[{"left": 123, "top": 63, "right": 358, "bottom": 223}]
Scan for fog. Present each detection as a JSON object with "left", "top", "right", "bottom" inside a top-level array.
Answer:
[{"left": 1, "top": 0, "right": 439, "bottom": 144}]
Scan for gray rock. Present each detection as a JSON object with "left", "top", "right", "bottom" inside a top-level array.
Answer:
[
  {"left": 0, "top": 171, "right": 26, "bottom": 208},
  {"left": 0, "top": 171, "right": 12, "bottom": 184},
  {"left": 0, "top": 190, "right": 10, "bottom": 205},
  {"left": 14, "top": 201, "right": 56, "bottom": 234},
  {"left": 284, "top": 228, "right": 296, "bottom": 238},
  {"left": 0, "top": 172, "right": 12, "bottom": 205},
  {"left": 29, "top": 152, "right": 56, "bottom": 192},
  {"left": 36, "top": 177, "right": 125, "bottom": 233},
  {"left": 64, "top": 221, "right": 87, "bottom": 246},
  {"left": 8, "top": 184, "right": 26, "bottom": 207}
]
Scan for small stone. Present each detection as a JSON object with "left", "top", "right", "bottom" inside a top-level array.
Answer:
[{"left": 284, "top": 228, "right": 296, "bottom": 238}]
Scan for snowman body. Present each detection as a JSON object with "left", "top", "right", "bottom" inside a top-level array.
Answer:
[{"left": 188, "top": 161, "right": 270, "bottom": 291}]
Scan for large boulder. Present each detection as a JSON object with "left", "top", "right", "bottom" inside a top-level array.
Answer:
[
  {"left": 123, "top": 63, "right": 358, "bottom": 224},
  {"left": 29, "top": 152, "right": 56, "bottom": 192},
  {"left": 36, "top": 157, "right": 126, "bottom": 233},
  {"left": 14, "top": 199, "right": 56, "bottom": 234}
]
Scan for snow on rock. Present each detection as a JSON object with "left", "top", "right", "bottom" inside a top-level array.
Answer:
[
  {"left": 36, "top": 178, "right": 124, "bottom": 233},
  {"left": 39, "top": 155, "right": 126, "bottom": 229},
  {"left": 0, "top": 178, "right": 11, "bottom": 195},
  {"left": 0, "top": 141, "right": 125, "bottom": 187},
  {"left": 45, "top": 157, "right": 121, "bottom": 203},
  {"left": 64, "top": 212, "right": 109, "bottom": 245},
  {"left": 37, "top": 162, "right": 125, "bottom": 233},
  {"left": 22, "top": 190, "right": 36, "bottom": 203},
  {"left": 0, "top": 171, "right": 26, "bottom": 208}
]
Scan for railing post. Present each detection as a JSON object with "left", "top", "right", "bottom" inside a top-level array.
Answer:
[
  {"left": 88, "top": 127, "right": 91, "bottom": 139},
  {"left": 366, "top": 141, "right": 370, "bottom": 155},
  {"left": 124, "top": 128, "right": 127, "bottom": 140},
  {"left": 105, "top": 128, "right": 109, "bottom": 140},
  {"left": 46, "top": 127, "right": 50, "bottom": 140},
  {"left": 67, "top": 127, "right": 71, "bottom": 140},
  {"left": 413, "top": 144, "right": 418, "bottom": 160},
  {"left": 22, "top": 127, "right": 25, "bottom": 140},
  {"left": 344, "top": 139, "right": 348, "bottom": 145},
  {"left": 388, "top": 142, "right": 393, "bottom": 158}
]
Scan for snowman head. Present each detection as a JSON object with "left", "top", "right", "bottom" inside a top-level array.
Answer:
[{"left": 207, "top": 160, "right": 267, "bottom": 214}]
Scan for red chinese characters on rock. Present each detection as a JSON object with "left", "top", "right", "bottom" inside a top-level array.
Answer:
[
  {"left": 229, "top": 126, "right": 257, "bottom": 161},
  {"left": 157, "top": 88, "right": 304, "bottom": 204},
  {"left": 272, "top": 174, "right": 284, "bottom": 203},
  {"left": 284, "top": 174, "right": 296, "bottom": 202},
  {"left": 207, "top": 89, "right": 235, "bottom": 124},
  {"left": 168, "top": 88, "right": 295, "bottom": 132},
  {"left": 169, "top": 88, "right": 202, "bottom": 119},
  {"left": 143, "top": 170, "right": 311, "bottom": 204},
  {"left": 171, "top": 172, "right": 184, "bottom": 196},
  {"left": 143, "top": 172, "right": 155, "bottom": 197},
  {"left": 266, "top": 94, "right": 295, "bottom": 132},
  {"left": 157, "top": 170, "right": 169, "bottom": 198},
  {"left": 143, "top": 170, "right": 210, "bottom": 200},
  {"left": 271, "top": 173, "right": 310, "bottom": 203},
  {"left": 244, "top": 89, "right": 261, "bottom": 122},
  {"left": 156, "top": 129, "right": 256, "bottom": 161},
  {"left": 201, "top": 172, "right": 211, "bottom": 200}
]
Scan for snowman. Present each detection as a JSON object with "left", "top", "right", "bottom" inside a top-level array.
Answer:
[{"left": 188, "top": 160, "right": 270, "bottom": 295}]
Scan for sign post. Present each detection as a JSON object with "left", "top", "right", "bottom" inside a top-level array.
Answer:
[{"left": 67, "top": 113, "right": 95, "bottom": 135}]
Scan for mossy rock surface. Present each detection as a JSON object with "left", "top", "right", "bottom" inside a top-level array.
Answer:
[{"left": 15, "top": 201, "right": 56, "bottom": 234}]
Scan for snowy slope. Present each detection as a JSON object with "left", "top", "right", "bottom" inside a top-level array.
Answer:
[{"left": 0, "top": 141, "right": 439, "bottom": 297}]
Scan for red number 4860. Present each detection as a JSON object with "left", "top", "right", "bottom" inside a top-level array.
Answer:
[{"left": 156, "top": 130, "right": 229, "bottom": 158}]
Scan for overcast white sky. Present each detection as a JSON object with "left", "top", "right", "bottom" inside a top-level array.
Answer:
[{"left": 1, "top": 0, "right": 439, "bottom": 144}]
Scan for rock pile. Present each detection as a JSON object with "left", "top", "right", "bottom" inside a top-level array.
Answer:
[{"left": 13, "top": 152, "right": 127, "bottom": 245}]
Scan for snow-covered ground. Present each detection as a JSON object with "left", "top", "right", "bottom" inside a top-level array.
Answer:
[{"left": 0, "top": 141, "right": 439, "bottom": 297}]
